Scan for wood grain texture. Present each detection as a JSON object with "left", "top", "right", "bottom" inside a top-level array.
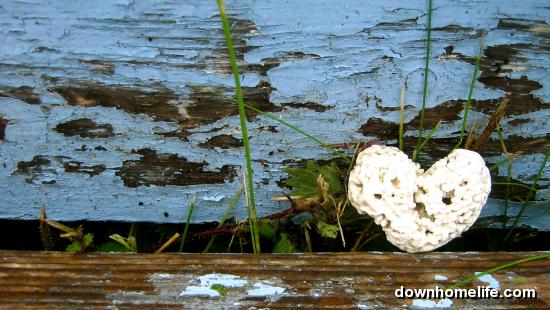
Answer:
[
  {"left": 0, "top": 0, "right": 548, "bottom": 225},
  {"left": 0, "top": 250, "right": 548, "bottom": 309}
]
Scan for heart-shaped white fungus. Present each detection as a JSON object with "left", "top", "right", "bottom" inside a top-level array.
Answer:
[{"left": 347, "top": 145, "right": 491, "bottom": 253}]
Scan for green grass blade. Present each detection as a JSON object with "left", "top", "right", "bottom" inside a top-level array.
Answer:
[
  {"left": 454, "top": 40, "right": 483, "bottom": 149},
  {"left": 414, "top": 0, "right": 433, "bottom": 156},
  {"left": 186, "top": 84, "right": 351, "bottom": 164},
  {"left": 242, "top": 103, "right": 352, "bottom": 164},
  {"left": 489, "top": 158, "right": 512, "bottom": 171},
  {"left": 179, "top": 195, "right": 196, "bottom": 252},
  {"left": 399, "top": 84, "right": 406, "bottom": 151},
  {"left": 496, "top": 126, "right": 512, "bottom": 230},
  {"left": 217, "top": 0, "right": 260, "bottom": 253},
  {"left": 446, "top": 253, "right": 550, "bottom": 289},
  {"left": 413, "top": 120, "right": 441, "bottom": 162},
  {"left": 242, "top": 170, "right": 260, "bottom": 253},
  {"left": 203, "top": 186, "right": 243, "bottom": 253},
  {"left": 492, "top": 182, "right": 537, "bottom": 192},
  {"left": 503, "top": 146, "right": 550, "bottom": 244}
]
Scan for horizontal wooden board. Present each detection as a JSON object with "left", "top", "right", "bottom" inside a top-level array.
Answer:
[
  {"left": 0, "top": 0, "right": 548, "bottom": 225},
  {"left": 0, "top": 251, "right": 548, "bottom": 309}
]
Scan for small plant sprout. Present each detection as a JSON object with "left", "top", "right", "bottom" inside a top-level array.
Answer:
[
  {"left": 110, "top": 223, "right": 137, "bottom": 253},
  {"left": 45, "top": 219, "right": 93, "bottom": 253}
]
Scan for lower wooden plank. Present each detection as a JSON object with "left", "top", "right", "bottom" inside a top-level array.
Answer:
[{"left": 0, "top": 251, "right": 548, "bottom": 309}]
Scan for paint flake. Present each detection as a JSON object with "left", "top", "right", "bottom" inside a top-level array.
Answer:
[
  {"left": 475, "top": 272, "right": 500, "bottom": 289},
  {"left": 247, "top": 282, "right": 285, "bottom": 297},
  {"left": 412, "top": 298, "right": 453, "bottom": 308},
  {"left": 179, "top": 273, "right": 248, "bottom": 297}
]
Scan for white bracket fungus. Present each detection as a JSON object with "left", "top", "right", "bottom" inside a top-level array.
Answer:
[{"left": 347, "top": 145, "right": 491, "bottom": 253}]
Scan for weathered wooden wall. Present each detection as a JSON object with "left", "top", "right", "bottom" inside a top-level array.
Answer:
[{"left": 0, "top": 0, "right": 548, "bottom": 225}]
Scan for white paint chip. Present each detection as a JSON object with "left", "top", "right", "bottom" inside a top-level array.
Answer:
[
  {"left": 412, "top": 299, "right": 453, "bottom": 308},
  {"left": 180, "top": 285, "right": 221, "bottom": 297},
  {"left": 179, "top": 273, "right": 248, "bottom": 297},
  {"left": 437, "top": 299, "right": 453, "bottom": 308},
  {"left": 475, "top": 272, "right": 500, "bottom": 289},
  {"left": 247, "top": 282, "right": 285, "bottom": 297},
  {"left": 149, "top": 273, "right": 175, "bottom": 280},
  {"left": 412, "top": 299, "right": 437, "bottom": 308},
  {"left": 200, "top": 195, "right": 225, "bottom": 202},
  {"left": 434, "top": 275, "right": 448, "bottom": 281}
]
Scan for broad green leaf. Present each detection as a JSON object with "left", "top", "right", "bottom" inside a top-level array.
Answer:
[
  {"left": 316, "top": 221, "right": 340, "bottom": 239},
  {"left": 65, "top": 240, "right": 82, "bottom": 253},
  {"left": 257, "top": 219, "right": 277, "bottom": 242},
  {"left": 283, "top": 161, "right": 342, "bottom": 198},
  {"left": 272, "top": 233, "right": 298, "bottom": 253},
  {"left": 99, "top": 241, "right": 128, "bottom": 252}
]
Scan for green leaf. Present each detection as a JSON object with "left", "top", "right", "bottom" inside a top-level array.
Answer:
[
  {"left": 98, "top": 241, "right": 128, "bottom": 253},
  {"left": 283, "top": 161, "right": 342, "bottom": 198},
  {"left": 65, "top": 233, "right": 93, "bottom": 253},
  {"left": 272, "top": 233, "right": 298, "bottom": 253},
  {"left": 109, "top": 234, "right": 131, "bottom": 250},
  {"left": 210, "top": 284, "right": 228, "bottom": 297},
  {"left": 65, "top": 240, "right": 82, "bottom": 253},
  {"left": 316, "top": 221, "right": 340, "bottom": 239},
  {"left": 83, "top": 233, "right": 93, "bottom": 248},
  {"left": 257, "top": 219, "right": 277, "bottom": 242}
]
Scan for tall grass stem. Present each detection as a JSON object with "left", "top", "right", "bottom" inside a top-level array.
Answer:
[
  {"left": 414, "top": 0, "right": 433, "bottom": 157},
  {"left": 454, "top": 40, "right": 483, "bottom": 149},
  {"left": 399, "top": 84, "right": 406, "bottom": 151},
  {"left": 446, "top": 253, "right": 550, "bottom": 289},
  {"left": 179, "top": 195, "right": 196, "bottom": 252},
  {"left": 217, "top": 0, "right": 260, "bottom": 253},
  {"left": 503, "top": 146, "right": 549, "bottom": 244}
]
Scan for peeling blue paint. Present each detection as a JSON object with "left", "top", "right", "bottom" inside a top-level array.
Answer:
[{"left": 0, "top": 0, "right": 547, "bottom": 225}]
